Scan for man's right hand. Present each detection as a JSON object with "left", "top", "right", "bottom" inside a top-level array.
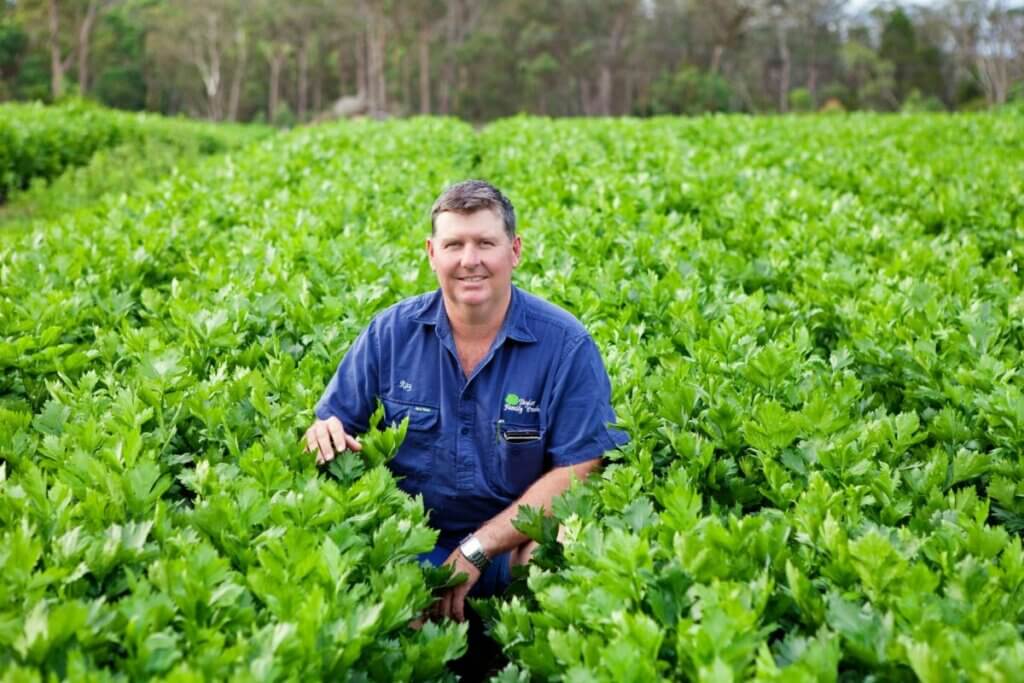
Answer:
[{"left": 304, "top": 416, "right": 362, "bottom": 465}]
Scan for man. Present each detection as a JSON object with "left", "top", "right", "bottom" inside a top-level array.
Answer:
[{"left": 305, "top": 180, "right": 627, "bottom": 622}]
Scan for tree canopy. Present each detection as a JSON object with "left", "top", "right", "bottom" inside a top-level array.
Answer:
[{"left": 1, "top": 0, "right": 1022, "bottom": 122}]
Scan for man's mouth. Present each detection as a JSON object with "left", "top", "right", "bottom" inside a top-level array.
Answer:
[{"left": 458, "top": 275, "right": 487, "bottom": 282}]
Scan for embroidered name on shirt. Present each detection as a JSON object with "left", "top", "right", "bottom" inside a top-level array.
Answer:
[
  {"left": 503, "top": 393, "right": 539, "bottom": 414},
  {"left": 399, "top": 380, "right": 413, "bottom": 392}
]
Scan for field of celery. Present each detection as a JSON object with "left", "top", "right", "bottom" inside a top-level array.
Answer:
[{"left": 1, "top": 108, "right": 1023, "bottom": 681}]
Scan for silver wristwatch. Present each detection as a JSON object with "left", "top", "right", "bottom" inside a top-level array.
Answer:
[{"left": 459, "top": 534, "right": 490, "bottom": 571}]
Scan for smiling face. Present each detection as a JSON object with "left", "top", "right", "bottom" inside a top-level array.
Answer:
[{"left": 427, "top": 208, "right": 522, "bottom": 320}]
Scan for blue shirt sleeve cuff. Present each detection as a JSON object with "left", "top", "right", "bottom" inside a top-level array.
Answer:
[{"left": 550, "top": 428, "right": 628, "bottom": 468}]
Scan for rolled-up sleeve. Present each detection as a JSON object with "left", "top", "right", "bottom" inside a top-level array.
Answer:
[
  {"left": 544, "top": 334, "right": 629, "bottom": 468},
  {"left": 314, "top": 321, "right": 380, "bottom": 434}
]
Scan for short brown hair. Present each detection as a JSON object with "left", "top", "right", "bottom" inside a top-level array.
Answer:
[{"left": 430, "top": 180, "right": 516, "bottom": 239}]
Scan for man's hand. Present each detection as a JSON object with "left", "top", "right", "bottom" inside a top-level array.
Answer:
[
  {"left": 431, "top": 548, "right": 482, "bottom": 623},
  {"left": 304, "top": 416, "right": 362, "bottom": 465}
]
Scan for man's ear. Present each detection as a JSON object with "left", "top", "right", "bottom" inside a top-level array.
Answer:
[
  {"left": 425, "top": 237, "right": 435, "bottom": 270},
  {"left": 512, "top": 235, "right": 522, "bottom": 266}
]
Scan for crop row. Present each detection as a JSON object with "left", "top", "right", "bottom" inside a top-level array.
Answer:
[
  {"left": 0, "top": 101, "right": 270, "bottom": 202},
  {"left": 476, "top": 113, "right": 1024, "bottom": 681},
  {"left": 1, "top": 118, "right": 476, "bottom": 681}
]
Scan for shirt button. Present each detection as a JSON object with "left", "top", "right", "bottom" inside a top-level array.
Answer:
[{"left": 461, "top": 427, "right": 470, "bottom": 435}]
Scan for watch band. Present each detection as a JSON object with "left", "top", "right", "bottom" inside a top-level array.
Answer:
[{"left": 459, "top": 534, "right": 490, "bottom": 571}]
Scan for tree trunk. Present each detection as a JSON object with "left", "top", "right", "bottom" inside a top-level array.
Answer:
[
  {"left": 298, "top": 36, "right": 310, "bottom": 122},
  {"left": 48, "top": 0, "right": 65, "bottom": 98},
  {"left": 777, "top": 20, "right": 790, "bottom": 112},
  {"left": 808, "top": 64, "right": 818, "bottom": 107},
  {"left": 364, "top": 9, "right": 387, "bottom": 117},
  {"left": 808, "top": 28, "right": 819, "bottom": 108},
  {"left": 144, "top": 57, "right": 160, "bottom": 111},
  {"left": 269, "top": 49, "right": 284, "bottom": 122},
  {"left": 418, "top": 26, "right": 431, "bottom": 114},
  {"left": 624, "top": 67, "right": 634, "bottom": 115},
  {"left": 376, "top": 20, "right": 388, "bottom": 115},
  {"left": 709, "top": 3, "right": 751, "bottom": 78},
  {"left": 366, "top": 26, "right": 378, "bottom": 114},
  {"left": 356, "top": 31, "right": 368, "bottom": 100},
  {"left": 227, "top": 28, "right": 247, "bottom": 122},
  {"left": 439, "top": 0, "right": 458, "bottom": 115},
  {"left": 977, "top": 55, "right": 1008, "bottom": 105},
  {"left": 312, "top": 48, "right": 324, "bottom": 114},
  {"left": 710, "top": 45, "right": 725, "bottom": 75},
  {"left": 597, "top": 5, "right": 632, "bottom": 117},
  {"left": 438, "top": 61, "right": 452, "bottom": 114},
  {"left": 190, "top": 10, "right": 223, "bottom": 120},
  {"left": 77, "top": 0, "right": 100, "bottom": 96},
  {"left": 975, "top": 9, "right": 1017, "bottom": 107},
  {"left": 337, "top": 45, "right": 348, "bottom": 96},
  {"left": 580, "top": 77, "right": 597, "bottom": 116},
  {"left": 401, "top": 46, "right": 411, "bottom": 115},
  {"left": 598, "top": 65, "right": 613, "bottom": 116}
]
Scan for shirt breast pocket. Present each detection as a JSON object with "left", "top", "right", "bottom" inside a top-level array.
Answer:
[
  {"left": 382, "top": 398, "right": 439, "bottom": 483},
  {"left": 494, "top": 417, "right": 546, "bottom": 495}
]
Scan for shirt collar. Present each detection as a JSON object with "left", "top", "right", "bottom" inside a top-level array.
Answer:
[{"left": 410, "top": 285, "right": 537, "bottom": 344}]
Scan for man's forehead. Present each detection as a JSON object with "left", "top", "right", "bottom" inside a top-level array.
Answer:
[{"left": 433, "top": 208, "right": 506, "bottom": 236}]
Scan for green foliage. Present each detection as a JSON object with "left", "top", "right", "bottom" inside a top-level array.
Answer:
[
  {"left": 788, "top": 88, "right": 813, "bottom": 113},
  {"left": 0, "top": 100, "right": 271, "bottom": 203},
  {"left": 901, "top": 89, "right": 945, "bottom": 113},
  {"left": 842, "top": 41, "right": 898, "bottom": 110},
  {"left": 473, "top": 113, "right": 1024, "bottom": 680},
  {"left": 2, "top": 108, "right": 1024, "bottom": 680},
  {"left": 647, "top": 67, "right": 736, "bottom": 116},
  {"left": 0, "top": 114, "right": 474, "bottom": 680},
  {"left": 271, "top": 102, "right": 297, "bottom": 130},
  {"left": 0, "top": 20, "right": 27, "bottom": 83},
  {"left": 0, "top": 100, "right": 125, "bottom": 201},
  {"left": 0, "top": 141, "right": 205, "bottom": 232},
  {"left": 91, "top": 7, "right": 149, "bottom": 112}
]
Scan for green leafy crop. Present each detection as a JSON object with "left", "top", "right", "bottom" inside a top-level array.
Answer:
[
  {"left": 471, "top": 113, "right": 1024, "bottom": 681},
  {"left": 0, "top": 100, "right": 269, "bottom": 204},
  {"left": 2, "top": 109, "right": 1023, "bottom": 681},
  {"left": 0, "top": 115, "right": 471, "bottom": 681}
]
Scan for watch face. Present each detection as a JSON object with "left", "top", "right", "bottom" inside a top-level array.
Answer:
[{"left": 459, "top": 537, "right": 489, "bottom": 569}]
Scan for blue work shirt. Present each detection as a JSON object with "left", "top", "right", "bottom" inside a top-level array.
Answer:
[{"left": 315, "top": 285, "right": 628, "bottom": 546}]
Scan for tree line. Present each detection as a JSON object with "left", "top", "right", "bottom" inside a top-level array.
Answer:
[{"left": 1, "top": 0, "right": 1022, "bottom": 124}]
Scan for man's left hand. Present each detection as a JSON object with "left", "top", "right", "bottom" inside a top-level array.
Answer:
[{"left": 432, "top": 548, "right": 482, "bottom": 622}]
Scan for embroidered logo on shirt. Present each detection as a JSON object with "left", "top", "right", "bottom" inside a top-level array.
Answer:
[
  {"left": 399, "top": 380, "right": 413, "bottom": 392},
  {"left": 503, "top": 393, "right": 539, "bottom": 414}
]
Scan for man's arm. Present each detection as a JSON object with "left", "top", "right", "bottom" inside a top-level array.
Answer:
[
  {"left": 434, "top": 457, "right": 601, "bottom": 622},
  {"left": 306, "top": 322, "right": 381, "bottom": 463},
  {"left": 475, "top": 457, "right": 601, "bottom": 557}
]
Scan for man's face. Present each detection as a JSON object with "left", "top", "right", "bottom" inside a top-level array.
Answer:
[{"left": 427, "top": 209, "right": 521, "bottom": 312}]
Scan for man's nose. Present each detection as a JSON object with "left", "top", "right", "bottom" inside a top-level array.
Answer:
[{"left": 460, "top": 244, "right": 481, "bottom": 267}]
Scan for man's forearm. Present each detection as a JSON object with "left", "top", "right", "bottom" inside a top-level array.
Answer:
[{"left": 474, "top": 458, "right": 601, "bottom": 558}]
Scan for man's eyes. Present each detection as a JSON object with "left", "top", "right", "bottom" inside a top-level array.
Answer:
[{"left": 444, "top": 240, "right": 495, "bottom": 249}]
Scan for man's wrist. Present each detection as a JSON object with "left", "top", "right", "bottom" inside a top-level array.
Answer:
[{"left": 459, "top": 534, "right": 490, "bottom": 571}]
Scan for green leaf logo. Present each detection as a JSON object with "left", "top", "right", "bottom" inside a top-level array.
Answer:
[{"left": 505, "top": 393, "right": 520, "bottom": 406}]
